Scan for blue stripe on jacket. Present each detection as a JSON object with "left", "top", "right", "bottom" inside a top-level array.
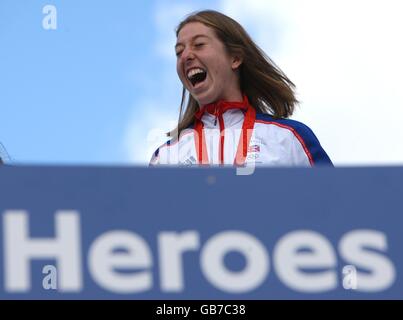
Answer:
[{"left": 255, "top": 113, "right": 333, "bottom": 166}]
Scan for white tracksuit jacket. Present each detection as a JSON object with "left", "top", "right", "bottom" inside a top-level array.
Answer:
[{"left": 150, "top": 100, "right": 332, "bottom": 167}]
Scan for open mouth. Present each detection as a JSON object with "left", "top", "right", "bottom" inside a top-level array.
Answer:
[{"left": 187, "top": 68, "right": 207, "bottom": 87}]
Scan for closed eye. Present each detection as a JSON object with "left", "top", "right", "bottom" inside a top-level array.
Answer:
[{"left": 175, "top": 42, "right": 205, "bottom": 57}]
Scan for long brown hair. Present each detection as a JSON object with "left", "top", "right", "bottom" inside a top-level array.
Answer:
[{"left": 170, "top": 10, "right": 298, "bottom": 137}]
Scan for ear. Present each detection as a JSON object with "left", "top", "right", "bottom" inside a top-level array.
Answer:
[{"left": 231, "top": 55, "right": 243, "bottom": 70}]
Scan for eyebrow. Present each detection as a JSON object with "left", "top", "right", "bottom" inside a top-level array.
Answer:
[{"left": 175, "top": 34, "right": 210, "bottom": 49}]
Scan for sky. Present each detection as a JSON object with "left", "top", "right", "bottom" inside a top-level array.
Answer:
[{"left": 1, "top": 0, "right": 402, "bottom": 166}]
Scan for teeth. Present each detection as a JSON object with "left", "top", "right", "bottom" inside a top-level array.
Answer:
[{"left": 187, "top": 68, "right": 205, "bottom": 79}]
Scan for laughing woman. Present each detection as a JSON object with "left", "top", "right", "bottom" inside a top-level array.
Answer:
[{"left": 150, "top": 10, "right": 332, "bottom": 167}]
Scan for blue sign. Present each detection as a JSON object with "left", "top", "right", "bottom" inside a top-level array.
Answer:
[{"left": 0, "top": 166, "right": 402, "bottom": 299}]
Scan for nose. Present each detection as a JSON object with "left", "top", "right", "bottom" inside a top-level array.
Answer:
[{"left": 181, "top": 46, "right": 195, "bottom": 63}]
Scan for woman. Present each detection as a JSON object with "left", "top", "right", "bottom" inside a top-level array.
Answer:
[{"left": 150, "top": 10, "right": 332, "bottom": 167}]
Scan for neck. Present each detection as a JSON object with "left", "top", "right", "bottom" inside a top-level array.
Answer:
[
  {"left": 194, "top": 94, "right": 250, "bottom": 120},
  {"left": 200, "top": 92, "right": 244, "bottom": 109}
]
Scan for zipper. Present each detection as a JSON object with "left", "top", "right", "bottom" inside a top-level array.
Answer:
[
  {"left": 218, "top": 114, "right": 225, "bottom": 165},
  {"left": 213, "top": 104, "right": 224, "bottom": 164}
]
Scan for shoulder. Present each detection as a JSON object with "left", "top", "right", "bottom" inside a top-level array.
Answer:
[
  {"left": 255, "top": 113, "right": 320, "bottom": 142},
  {"left": 255, "top": 113, "right": 315, "bottom": 135},
  {"left": 255, "top": 113, "right": 333, "bottom": 166},
  {"left": 149, "top": 125, "right": 195, "bottom": 165},
  {"left": 149, "top": 137, "right": 175, "bottom": 166}
]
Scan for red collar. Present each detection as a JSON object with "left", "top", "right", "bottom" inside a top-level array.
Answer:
[
  {"left": 195, "top": 95, "right": 249, "bottom": 120},
  {"left": 193, "top": 94, "right": 256, "bottom": 166}
]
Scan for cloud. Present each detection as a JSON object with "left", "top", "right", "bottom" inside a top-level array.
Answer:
[
  {"left": 220, "top": 0, "right": 403, "bottom": 164},
  {"left": 153, "top": 1, "right": 196, "bottom": 61},
  {"left": 122, "top": 1, "right": 199, "bottom": 164},
  {"left": 123, "top": 100, "right": 177, "bottom": 164}
]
